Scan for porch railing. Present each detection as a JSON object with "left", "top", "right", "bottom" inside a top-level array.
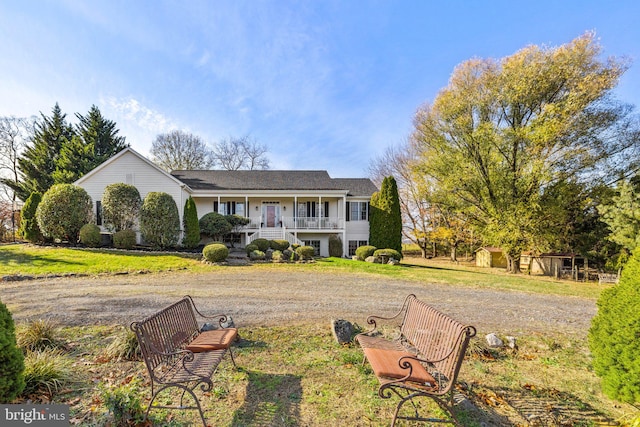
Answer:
[
  {"left": 244, "top": 216, "right": 344, "bottom": 230},
  {"left": 283, "top": 217, "right": 343, "bottom": 229}
]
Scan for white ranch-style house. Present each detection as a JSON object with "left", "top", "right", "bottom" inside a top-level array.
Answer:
[{"left": 75, "top": 148, "right": 378, "bottom": 257}]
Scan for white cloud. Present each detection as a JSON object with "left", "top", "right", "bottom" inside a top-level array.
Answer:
[{"left": 99, "top": 96, "right": 180, "bottom": 155}]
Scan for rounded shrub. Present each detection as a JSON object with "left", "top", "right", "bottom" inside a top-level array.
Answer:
[
  {"left": 140, "top": 192, "right": 180, "bottom": 249},
  {"left": 296, "top": 245, "right": 315, "bottom": 260},
  {"left": 0, "top": 300, "right": 25, "bottom": 402},
  {"left": 102, "top": 183, "right": 141, "bottom": 232},
  {"left": 252, "top": 238, "right": 270, "bottom": 252},
  {"left": 329, "top": 235, "right": 343, "bottom": 257},
  {"left": 589, "top": 247, "right": 640, "bottom": 404},
  {"left": 355, "top": 245, "right": 377, "bottom": 261},
  {"left": 36, "top": 184, "right": 93, "bottom": 243},
  {"left": 113, "top": 229, "right": 136, "bottom": 249},
  {"left": 79, "top": 224, "right": 101, "bottom": 247},
  {"left": 245, "top": 244, "right": 258, "bottom": 256},
  {"left": 249, "top": 250, "right": 265, "bottom": 261},
  {"left": 199, "top": 212, "right": 232, "bottom": 241},
  {"left": 270, "top": 239, "right": 290, "bottom": 251},
  {"left": 203, "top": 243, "right": 229, "bottom": 263},
  {"left": 271, "top": 250, "right": 284, "bottom": 262},
  {"left": 373, "top": 248, "right": 403, "bottom": 261}
]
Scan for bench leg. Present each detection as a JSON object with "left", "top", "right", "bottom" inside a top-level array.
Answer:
[
  {"left": 389, "top": 390, "right": 458, "bottom": 426},
  {"left": 228, "top": 347, "right": 237, "bottom": 368},
  {"left": 144, "top": 383, "right": 208, "bottom": 427}
]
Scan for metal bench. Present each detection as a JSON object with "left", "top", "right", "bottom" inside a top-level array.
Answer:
[
  {"left": 130, "top": 295, "right": 238, "bottom": 426},
  {"left": 598, "top": 272, "right": 620, "bottom": 284},
  {"left": 356, "top": 294, "right": 476, "bottom": 426}
]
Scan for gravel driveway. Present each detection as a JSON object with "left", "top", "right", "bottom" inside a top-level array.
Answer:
[{"left": 1, "top": 270, "right": 596, "bottom": 337}]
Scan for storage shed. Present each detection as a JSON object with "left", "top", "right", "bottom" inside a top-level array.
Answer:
[
  {"left": 520, "top": 252, "right": 585, "bottom": 279},
  {"left": 475, "top": 247, "right": 507, "bottom": 268}
]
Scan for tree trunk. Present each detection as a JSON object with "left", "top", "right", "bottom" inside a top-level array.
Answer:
[
  {"left": 432, "top": 242, "right": 437, "bottom": 258},
  {"left": 506, "top": 254, "right": 522, "bottom": 274},
  {"left": 450, "top": 244, "right": 458, "bottom": 262}
]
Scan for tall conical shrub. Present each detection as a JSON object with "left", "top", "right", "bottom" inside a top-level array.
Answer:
[
  {"left": 369, "top": 176, "right": 402, "bottom": 254},
  {"left": 19, "top": 192, "right": 43, "bottom": 243},
  {"left": 0, "top": 300, "right": 25, "bottom": 402},
  {"left": 182, "top": 196, "right": 200, "bottom": 249},
  {"left": 589, "top": 248, "right": 640, "bottom": 404}
]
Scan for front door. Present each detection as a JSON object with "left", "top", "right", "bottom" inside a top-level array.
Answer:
[{"left": 265, "top": 205, "right": 277, "bottom": 227}]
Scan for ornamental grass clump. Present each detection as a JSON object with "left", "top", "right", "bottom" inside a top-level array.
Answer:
[
  {"left": 17, "top": 319, "right": 65, "bottom": 353},
  {"left": 589, "top": 247, "right": 640, "bottom": 404},
  {"left": 203, "top": 243, "right": 229, "bottom": 263},
  {"left": 104, "top": 327, "right": 141, "bottom": 361},
  {"left": 22, "top": 349, "right": 75, "bottom": 398}
]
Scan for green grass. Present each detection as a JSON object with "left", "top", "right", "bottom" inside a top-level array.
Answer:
[
  {"left": 8, "top": 323, "right": 634, "bottom": 426},
  {"left": 0, "top": 244, "right": 606, "bottom": 299},
  {"left": 0, "top": 244, "right": 209, "bottom": 276}
]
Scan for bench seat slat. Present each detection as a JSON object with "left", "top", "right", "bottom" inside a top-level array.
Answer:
[{"left": 357, "top": 294, "right": 476, "bottom": 426}]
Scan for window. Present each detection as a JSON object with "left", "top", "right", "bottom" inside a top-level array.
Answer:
[
  {"left": 298, "top": 201, "right": 330, "bottom": 218},
  {"left": 96, "top": 201, "right": 102, "bottom": 226},
  {"left": 303, "top": 240, "right": 321, "bottom": 256},
  {"left": 348, "top": 240, "right": 369, "bottom": 256},
  {"left": 214, "top": 201, "right": 245, "bottom": 216},
  {"left": 347, "top": 202, "right": 368, "bottom": 221}
]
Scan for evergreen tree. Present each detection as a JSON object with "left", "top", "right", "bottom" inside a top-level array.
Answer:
[
  {"left": 76, "top": 105, "right": 127, "bottom": 165},
  {"left": 0, "top": 299, "right": 25, "bottom": 403},
  {"left": 53, "top": 105, "right": 127, "bottom": 183},
  {"left": 10, "top": 104, "right": 74, "bottom": 201},
  {"left": 18, "top": 191, "right": 42, "bottom": 243},
  {"left": 182, "top": 196, "right": 200, "bottom": 249},
  {"left": 589, "top": 247, "right": 640, "bottom": 404},
  {"left": 369, "top": 191, "right": 381, "bottom": 249},
  {"left": 370, "top": 176, "right": 402, "bottom": 253}
]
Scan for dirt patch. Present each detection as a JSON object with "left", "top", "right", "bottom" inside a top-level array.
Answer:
[{"left": 1, "top": 269, "right": 596, "bottom": 337}]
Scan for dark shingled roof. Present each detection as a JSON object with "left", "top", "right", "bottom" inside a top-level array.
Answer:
[{"left": 171, "top": 170, "right": 378, "bottom": 196}]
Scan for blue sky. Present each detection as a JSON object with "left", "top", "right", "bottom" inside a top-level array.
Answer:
[{"left": 1, "top": 1, "right": 639, "bottom": 177}]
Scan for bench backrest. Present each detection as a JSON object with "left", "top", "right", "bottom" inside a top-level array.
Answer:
[
  {"left": 400, "top": 295, "right": 476, "bottom": 393},
  {"left": 130, "top": 297, "right": 200, "bottom": 376}
]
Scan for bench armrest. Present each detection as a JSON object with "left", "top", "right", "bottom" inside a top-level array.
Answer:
[
  {"left": 184, "top": 295, "right": 232, "bottom": 328},
  {"left": 363, "top": 294, "right": 416, "bottom": 332}
]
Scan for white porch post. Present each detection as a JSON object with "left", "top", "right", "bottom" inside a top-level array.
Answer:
[{"left": 342, "top": 195, "right": 347, "bottom": 257}]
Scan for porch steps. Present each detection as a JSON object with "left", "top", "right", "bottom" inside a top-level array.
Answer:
[{"left": 248, "top": 230, "right": 304, "bottom": 247}]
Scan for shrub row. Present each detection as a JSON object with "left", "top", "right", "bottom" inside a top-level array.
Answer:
[{"left": 355, "top": 245, "right": 402, "bottom": 262}]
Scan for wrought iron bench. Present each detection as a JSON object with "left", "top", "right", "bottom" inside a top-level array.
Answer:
[
  {"left": 356, "top": 294, "right": 476, "bottom": 426},
  {"left": 130, "top": 295, "right": 238, "bottom": 426},
  {"left": 598, "top": 272, "right": 620, "bottom": 284}
]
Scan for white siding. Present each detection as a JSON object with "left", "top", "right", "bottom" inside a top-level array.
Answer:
[{"left": 77, "top": 150, "right": 187, "bottom": 226}]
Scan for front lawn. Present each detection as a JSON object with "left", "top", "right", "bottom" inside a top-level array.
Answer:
[{"left": 0, "top": 244, "right": 208, "bottom": 277}]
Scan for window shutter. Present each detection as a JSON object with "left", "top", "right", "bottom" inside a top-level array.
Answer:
[
  {"left": 96, "top": 201, "right": 102, "bottom": 226},
  {"left": 213, "top": 201, "right": 219, "bottom": 213},
  {"left": 324, "top": 201, "right": 329, "bottom": 218},
  {"left": 345, "top": 202, "right": 350, "bottom": 221}
]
